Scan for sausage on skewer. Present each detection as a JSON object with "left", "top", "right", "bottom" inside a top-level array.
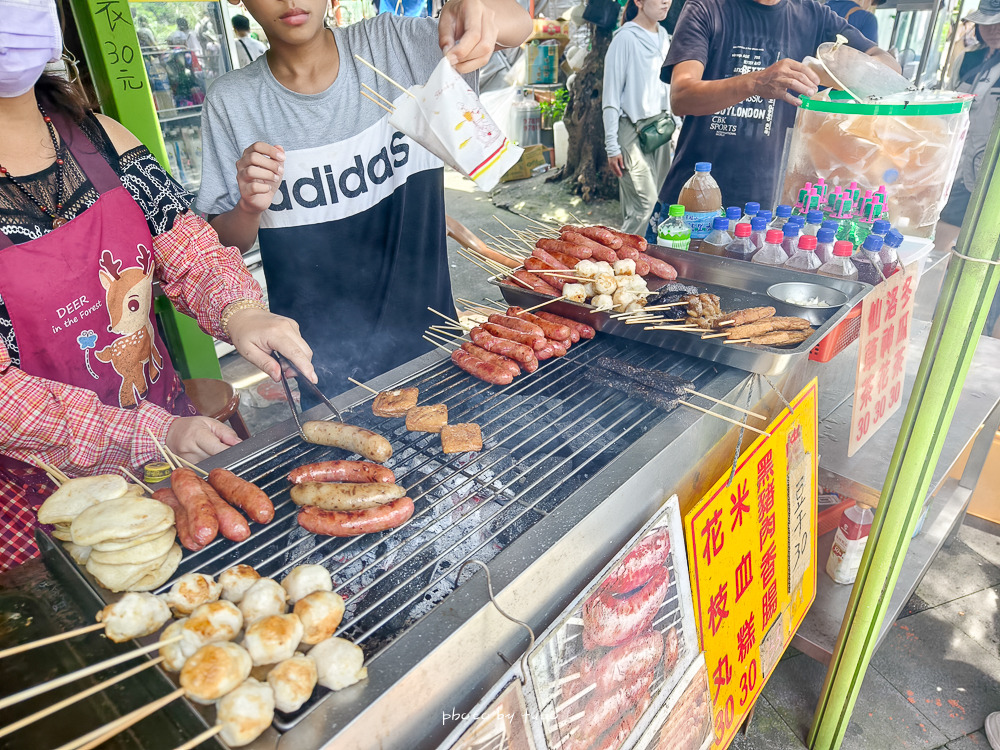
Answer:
[
  {"left": 461, "top": 342, "right": 521, "bottom": 377},
  {"left": 208, "top": 469, "right": 274, "bottom": 524}
]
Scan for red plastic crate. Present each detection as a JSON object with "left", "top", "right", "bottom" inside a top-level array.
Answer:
[{"left": 809, "top": 302, "right": 862, "bottom": 362}]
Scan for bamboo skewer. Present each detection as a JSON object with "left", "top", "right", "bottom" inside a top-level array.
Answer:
[
  {"left": 684, "top": 390, "right": 767, "bottom": 420},
  {"left": 56, "top": 687, "right": 186, "bottom": 750},
  {"left": 168, "top": 452, "right": 208, "bottom": 478},
  {"left": 0, "top": 657, "right": 166, "bottom": 740},
  {"left": 29, "top": 457, "right": 69, "bottom": 484},
  {"left": 725, "top": 339, "right": 752, "bottom": 345},
  {"left": 360, "top": 83, "right": 396, "bottom": 110},
  {"left": 701, "top": 331, "right": 731, "bottom": 339},
  {"left": 516, "top": 212, "right": 560, "bottom": 231},
  {"left": 171, "top": 726, "right": 224, "bottom": 750},
  {"left": 360, "top": 91, "right": 394, "bottom": 115},
  {"left": 493, "top": 216, "right": 535, "bottom": 251},
  {"left": 119, "top": 467, "right": 153, "bottom": 495},
  {"left": 45, "top": 471, "right": 62, "bottom": 488},
  {"left": 0, "top": 636, "right": 181, "bottom": 711},
  {"left": 0, "top": 622, "right": 105, "bottom": 661},
  {"left": 515, "top": 295, "right": 568, "bottom": 314},
  {"left": 423, "top": 335, "right": 456, "bottom": 354},
  {"left": 353, "top": 55, "right": 415, "bottom": 97},
  {"left": 643, "top": 301, "right": 690, "bottom": 310},
  {"left": 681, "top": 402, "right": 771, "bottom": 436},
  {"left": 426, "top": 307, "right": 463, "bottom": 327},
  {"left": 347, "top": 377, "right": 380, "bottom": 395},
  {"left": 456, "top": 248, "right": 505, "bottom": 279},
  {"left": 145, "top": 428, "right": 176, "bottom": 470}
]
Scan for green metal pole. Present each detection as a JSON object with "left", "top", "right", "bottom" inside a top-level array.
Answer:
[{"left": 808, "top": 114, "right": 1000, "bottom": 748}]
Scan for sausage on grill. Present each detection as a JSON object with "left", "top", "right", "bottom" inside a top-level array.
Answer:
[
  {"left": 451, "top": 349, "right": 514, "bottom": 384},
  {"left": 461, "top": 342, "right": 521, "bottom": 377}
]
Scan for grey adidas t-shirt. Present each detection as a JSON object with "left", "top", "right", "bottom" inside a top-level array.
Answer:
[{"left": 195, "top": 14, "right": 467, "bottom": 392}]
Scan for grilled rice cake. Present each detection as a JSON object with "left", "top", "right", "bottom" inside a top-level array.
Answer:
[
  {"left": 372, "top": 388, "right": 419, "bottom": 417},
  {"left": 405, "top": 404, "right": 448, "bottom": 433},
  {"left": 441, "top": 423, "right": 483, "bottom": 454}
]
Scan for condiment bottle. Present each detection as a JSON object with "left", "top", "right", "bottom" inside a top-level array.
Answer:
[
  {"left": 815, "top": 227, "right": 836, "bottom": 264},
  {"left": 780, "top": 222, "right": 801, "bottom": 257},
  {"left": 802, "top": 209, "right": 825, "bottom": 236},
  {"left": 784, "top": 234, "right": 821, "bottom": 272},
  {"left": 826, "top": 501, "right": 875, "bottom": 584},
  {"left": 749, "top": 215, "right": 768, "bottom": 250},
  {"left": 656, "top": 203, "right": 692, "bottom": 250},
  {"left": 853, "top": 234, "right": 886, "bottom": 285},
  {"left": 726, "top": 206, "right": 742, "bottom": 233},
  {"left": 678, "top": 162, "right": 723, "bottom": 239},
  {"left": 752, "top": 229, "right": 789, "bottom": 266},
  {"left": 725, "top": 222, "right": 755, "bottom": 261},
  {"left": 818, "top": 240, "right": 859, "bottom": 280},
  {"left": 770, "top": 204, "right": 792, "bottom": 230},
  {"left": 741, "top": 201, "right": 760, "bottom": 224},
  {"left": 881, "top": 228, "right": 903, "bottom": 277},
  {"left": 700, "top": 216, "right": 732, "bottom": 256}
]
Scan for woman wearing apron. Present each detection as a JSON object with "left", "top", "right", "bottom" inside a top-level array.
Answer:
[{"left": 0, "top": 0, "right": 316, "bottom": 571}]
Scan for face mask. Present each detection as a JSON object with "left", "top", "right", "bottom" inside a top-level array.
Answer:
[{"left": 0, "top": 1, "right": 63, "bottom": 98}]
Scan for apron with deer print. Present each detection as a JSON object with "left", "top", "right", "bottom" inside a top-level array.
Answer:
[{"left": 0, "top": 111, "right": 193, "bottom": 419}]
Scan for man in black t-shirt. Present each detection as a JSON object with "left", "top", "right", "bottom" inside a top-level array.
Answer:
[{"left": 657, "top": 0, "right": 899, "bottom": 210}]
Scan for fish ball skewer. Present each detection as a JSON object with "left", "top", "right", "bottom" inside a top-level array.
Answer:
[
  {"left": 216, "top": 678, "right": 275, "bottom": 747},
  {"left": 242, "top": 614, "right": 304, "bottom": 666},
  {"left": 280, "top": 564, "right": 333, "bottom": 604},
  {"left": 183, "top": 600, "right": 243, "bottom": 645},
  {"left": 268, "top": 654, "right": 317, "bottom": 713},
  {"left": 163, "top": 573, "right": 222, "bottom": 616},
  {"left": 294, "top": 590, "right": 346, "bottom": 645},
  {"left": 218, "top": 565, "right": 261, "bottom": 603},
  {"left": 239, "top": 578, "right": 287, "bottom": 624},
  {"left": 95, "top": 593, "right": 171, "bottom": 643},
  {"left": 180, "top": 642, "right": 252, "bottom": 704},
  {"left": 308, "top": 637, "right": 367, "bottom": 691}
]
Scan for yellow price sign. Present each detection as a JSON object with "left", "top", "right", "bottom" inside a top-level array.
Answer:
[{"left": 684, "top": 379, "right": 818, "bottom": 749}]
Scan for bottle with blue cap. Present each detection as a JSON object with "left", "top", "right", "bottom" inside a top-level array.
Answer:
[
  {"left": 881, "top": 228, "right": 903, "bottom": 277},
  {"left": 802, "top": 209, "right": 825, "bottom": 236},
  {"left": 870, "top": 218, "right": 891, "bottom": 239},
  {"left": 769, "top": 204, "right": 792, "bottom": 231},
  {"left": 757, "top": 209, "right": 773, "bottom": 226},
  {"left": 741, "top": 201, "right": 760, "bottom": 225},
  {"left": 725, "top": 206, "right": 742, "bottom": 233},
  {"left": 821, "top": 219, "right": 840, "bottom": 236},
  {"left": 815, "top": 227, "right": 836, "bottom": 264},
  {"left": 700, "top": 216, "right": 733, "bottom": 257},
  {"left": 678, "top": 162, "right": 723, "bottom": 240},
  {"left": 780, "top": 222, "right": 801, "bottom": 257},
  {"left": 853, "top": 234, "right": 886, "bottom": 285},
  {"left": 749, "top": 215, "right": 768, "bottom": 250}
]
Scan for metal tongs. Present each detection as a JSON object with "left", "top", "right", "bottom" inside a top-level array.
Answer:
[{"left": 272, "top": 351, "right": 342, "bottom": 437}]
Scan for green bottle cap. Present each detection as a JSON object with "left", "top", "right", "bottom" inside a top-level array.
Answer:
[{"left": 669, "top": 204, "right": 685, "bottom": 217}]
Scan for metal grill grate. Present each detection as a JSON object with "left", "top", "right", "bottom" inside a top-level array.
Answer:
[{"left": 153, "top": 336, "right": 720, "bottom": 729}]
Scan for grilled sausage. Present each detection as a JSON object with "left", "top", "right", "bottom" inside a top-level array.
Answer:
[
  {"left": 202, "top": 483, "right": 251, "bottom": 542},
  {"left": 602, "top": 526, "right": 671, "bottom": 595},
  {"left": 461, "top": 342, "right": 521, "bottom": 377},
  {"left": 534, "top": 339, "right": 568, "bottom": 360},
  {"left": 482, "top": 322, "right": 545, "bottom": 350},
  {"left": 536, "top": 311, "right": 596, "bottom": 340},
  {"left": 207, "top": 469, "right": 274, "bottom": 524},
  {"left": 290, "top": 482, "right": 406, "bottom": 510},
  {"left": 470, "top": 327, "right": 538, "bottom": 372},
  {"left": 297, "top": 497, "right": 415, "bottom": 537},
  {"left": 599, "top": 226, "right": 648, "bottom": 253},
  {"left": 535, "top": 237, "right": 592, "bottom": 260},
  {"left": 287, "top": 460, "right": 396, "bottom": 485},
  {"left": 582, "top": 566, "right": 670, "bottom": 649},
  {"left": 170, "top": 468, "right": 219, "bottom": 548},
  {"left": 505, "top": 307, "right": 572, "bottom": 341},
  {"left": 522, "top": 257, "right": 567, "bottom": 291},
  {"left": 548, "top": 249, "right": 581, "bottom": 268},
  {"left": 560, "top": 231, "right": 618, "bottom": 262},
  {"left": 615, "top": 245, "right": 640, "bottom": 263},
  {"left": 531, "top": 247, "right": 570, "bottom": 269},
  {"left": 487, "top": 314, "right": 545, "bottom": 338},
  {"left": 634, "top": 256, "right": 651, "bottom": 277},
  {"left": 511, "top": 269, "right": 559, "bottom": 296},
  {"left": 562, "top": 225, "right": 623, "bottom": 249},
  {"left": 301, "top": 421, "right": 393, "bottom": 463},
  {"left": 451, "top": 349, "right": 514, "bottom": 384},
  {"left": 153, "top": 488, "right": 203, "bottom": 552},
  {"left": 644, "top": 256, "right": 678, "bottom": 280}
]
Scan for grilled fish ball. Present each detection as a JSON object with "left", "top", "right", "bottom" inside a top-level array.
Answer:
[
  {"left": 216, "top": 678, "right": 275, "bottom": 747},
  {"left": 160, "top": 618, "right": 201, "bottom": 672},
  {"left": 184, "top": 600, "right": 243, "bottom": 644},
  {"left": 219, "top": 565, "right": 261, "bottom": 603},
  {"left": 574, "top": 259, "right": 599, "bottom": 278},
  {"left": 582, "top": 281, "right": 597, "bottom": 299},
  {"left": 180, "top": 642, "right": 252, "bottom": 704},
  {"left": 613, "top": 259, "right": 636, "bottom": 276},
  {"left": 594, "top": 261, "right": 615, "bottom": 275},
  {"left": 612, "top": 289, "right": 637, "bottom": 311},
  {"left": 563, "top": 283, "right": 587, "bottom": 303},
  {"left": 294, "top": 590, "right": 345, "bottom": 645},
  {"left": 268, "top": 654, "right": 318, "bottom": 713},
  {"left": 238, "top": 578, "right": 287, "bottom": 624},
  {"left": 308, "top": 637, "right": 367, "bottom": 691},
  {"left": 591, "top": 293, "right": 614, "bottom": 311},
  {"left": 624, "top": 301, "right": 645, "bottom": 313},
  {"left": 280, "top": 564, "right": 332, "bottom": 604},
  {"left": 97, "top": 592, "right": 171, "bottom": 643},
  {"left": 621, "top": 275, "right": 649, "bottom": 293},
  {"left": 593, "top": 273, "right": 617, "bottom": 295},
  {"left": 242, "top": 613, "right": 304, "bottom": 666},
  {"left": 163, "top": 573, "right": 222, "bottom": 616}
]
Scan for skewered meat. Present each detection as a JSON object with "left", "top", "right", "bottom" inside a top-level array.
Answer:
[
  {"left": 536, "top": 311, "right": 595, "bottom": 340},
  {"left": 207, "top": 469, "right": 274, "bottom": 524},
  {"left": 217, "top": 677, "right": 275, "bottom": 747},
  {"left": 243, "top": 613, "right": 304, "bottom": 666},
  {"left": 281, "top": 564, "right": 333, "bottom": 603},
  {"left": 184, "top": 600, "right": 244, "bottom": 644},
  {"left": 716, "top": 306, "right": 776, "bottom": 327},
  {"left": 219, "top": 565, "right": 261, "bottom": 603},
  {"left": 290, "top": 482, "right": 406, "bottom": 511},
  {"left": 405, "top": 404, "right": 448, "bottom": 433},
  {"left": 297, "top": 497, "right": 415, "bottom": 537},
  {"left": 163, "top": 573, "right": 222, "bottom": 616},
  {"left": 268, "top": 654, "right": 318, "bottom": 714},
  {"left": 308, "top": 637, "right": 367, "bottom": 691},
  {"left": 748, "top": 329, "right": 814, "bottom": 346},
  {"left": 723, "top": 316, "right": 812, "bottom": 338},
  {"left": 160, "top": 618, "right": 201, "bottom": 672},
  {"left": 470, "top": 327, "right": 538, "bottom": 372},
  {"left": 180, "top": 642, "right": 253, "bottom": 704},
  {"left": 598, "top": 225, "right": 647, "bottom": 253},
  {"left": 505, "top": 307, "right": 571, "bottom": 341},
  {"left": 301, "top": 421, "right": 393, "bottom": 464},
  {"left": 203, "top": 483, "right": 251, "bottom": 542},
  {"left": 532, "top": 246, "right": 570, "bottom": 269},
  {"left": 451, "top": 349, "right": 514, "bottom": 385},
  {"left": 371, "top": 388, "right": 418, "bottom": 417},
  {"left": 239, "top": 578, "right": 288, "bottom": 624},
  {"left": 511, "top": 269, "right": 559, "bottom": 296},
  {"left": 560, "top": 231, "right": 618, "bottom": 262},
  {"left": 594, "top": 357, "right": 694, "bottom": 396},
  {"left": 585, "top": 369, "right": 681, "bottom": 411},
  {"left": 288, "top": 460, "right": 396, "bottom": 485},
  {"left": 523, "top": 257, "right": 568, "bottom": 292},
  {"left": 97, "top": 592, "right": 171, "bottom": 643},
  {"left": 440, "top": 423, "right": 483, "bottom": 454},
  {"left": 152, "top": 488, "right": 201, "bottom": 552},
  {"left": 294, "top": 590, "right": 345, "bottom": 645},
  {"left": 460, "top": 342, "right": 521, "bottom": 377},
  {"left": 535, "top": 237, "right": 593, "bottom": 260},
  {"left": 482, "top": 321, "right": 545, "bottom": 350},
  {"left": 170, "top": 469, "right": 219, "bottom": 548},
  {"left": 644, "top": 256, "right": 678, "bottom": 280}
]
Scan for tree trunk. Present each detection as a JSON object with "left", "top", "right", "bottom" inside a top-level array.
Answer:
[{"left": 560, "top": 24, "right": 619, "bottom": 203}]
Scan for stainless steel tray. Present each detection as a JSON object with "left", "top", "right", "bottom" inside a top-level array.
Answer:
[{"left": 493, "top": 246, "right": 872, "bottom": 375}]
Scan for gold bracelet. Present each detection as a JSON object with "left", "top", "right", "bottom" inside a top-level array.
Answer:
[{"left": 220, "top": 299, "right": 268, "bottom": 339}]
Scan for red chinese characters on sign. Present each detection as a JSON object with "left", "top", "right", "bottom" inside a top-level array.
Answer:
[{"left": 849, "top": 264, "right": 918, "bottom": 456}]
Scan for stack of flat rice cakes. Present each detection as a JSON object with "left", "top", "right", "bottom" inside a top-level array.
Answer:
[{"left": 38, "top": 475, "right": 181, "bottom": 592}]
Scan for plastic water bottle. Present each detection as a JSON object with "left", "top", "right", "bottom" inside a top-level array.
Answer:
[
  {"left": 770, "top": 204, "right": 792, "bottom": 230},
  {"left": 781, "top": 222, "right": 801, "bottom": 257},
  {"left": 815, "top": 227, "right": 836, "bottom": 264},
  {"left": 787, "top": 214, "right": 805, "bottom": 230},
  {"left": 725, "top": 223, "right": 756, "bottom": 261},
  {"left": 741, "top": 201, "right": 760, "bottom": 224},
  {"left": 700, "top": 216, "right": 732, "bottom": 256},
  {"left": 818, "top": 241, "right": 859, "bottom": 280},
  {"left": 870, "top": 218, "right": 891, "bottom": 241},
  {"left": 656, "top": 203, "right": 692, "bottom": 250},
  {"left": 677, "top": 162, "right": 723, "bottom": 239},
  {"left": 726, "top": 206, "right": 742, "bottom": 233},
  {"left": 750, "top": 216, "right": 768, "bottom": 250},
  {"left": 822, "top": 219, "right": 840, "bottom": 235},
  {"left": 802, "top": 209, "right": 825, "bottom": 236},
  {"left": 853, "top": 234, "right": 886, "bottom": 285},
  {"left": 784, "top": 234, "right": 822, "bottom": 272},
  {"left": 826, "top": 502, "right": 875, "bottom": 584},
  {"left": 752, "top": 229, "right": 789, "bottom": 266},
  {"left": 758, "top": 209, "right": 773, "bottom": 226},
  {"left": 882, "top": 228, "right": 903, "bottom": 277}
]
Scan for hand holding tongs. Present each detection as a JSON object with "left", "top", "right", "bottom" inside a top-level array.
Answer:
[{"left": 272, "top": 351, "right": 342, "bottom": 437}]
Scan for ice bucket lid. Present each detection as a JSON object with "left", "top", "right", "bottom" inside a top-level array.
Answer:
[{"left": 799, "top": 89, "right": 974, "bottom": 116}]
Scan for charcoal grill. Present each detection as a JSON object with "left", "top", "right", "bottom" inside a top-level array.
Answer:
[{"left": 47, "top": 334, "right": 757, "bottom": 750}]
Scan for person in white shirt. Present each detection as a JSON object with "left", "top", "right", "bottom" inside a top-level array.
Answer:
[
  {"left": 602, "top": 0, "right": 674, "bottom": 235},
  {"left": 232, "top": 14, "right": 268, "bottom": 67}
]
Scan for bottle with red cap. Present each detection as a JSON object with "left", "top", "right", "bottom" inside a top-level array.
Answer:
[
  {"left": 784, "top": 234, "right": 822, "bottom": 272},
  {"left": 817, "top": 240, "right": 859, "bottom": 280},
  {"left": 724, "top": 223, "right": 756, "bottom": 261},
  {"left": 752, "top": 229, "right": 789, "bottom": 266}
]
